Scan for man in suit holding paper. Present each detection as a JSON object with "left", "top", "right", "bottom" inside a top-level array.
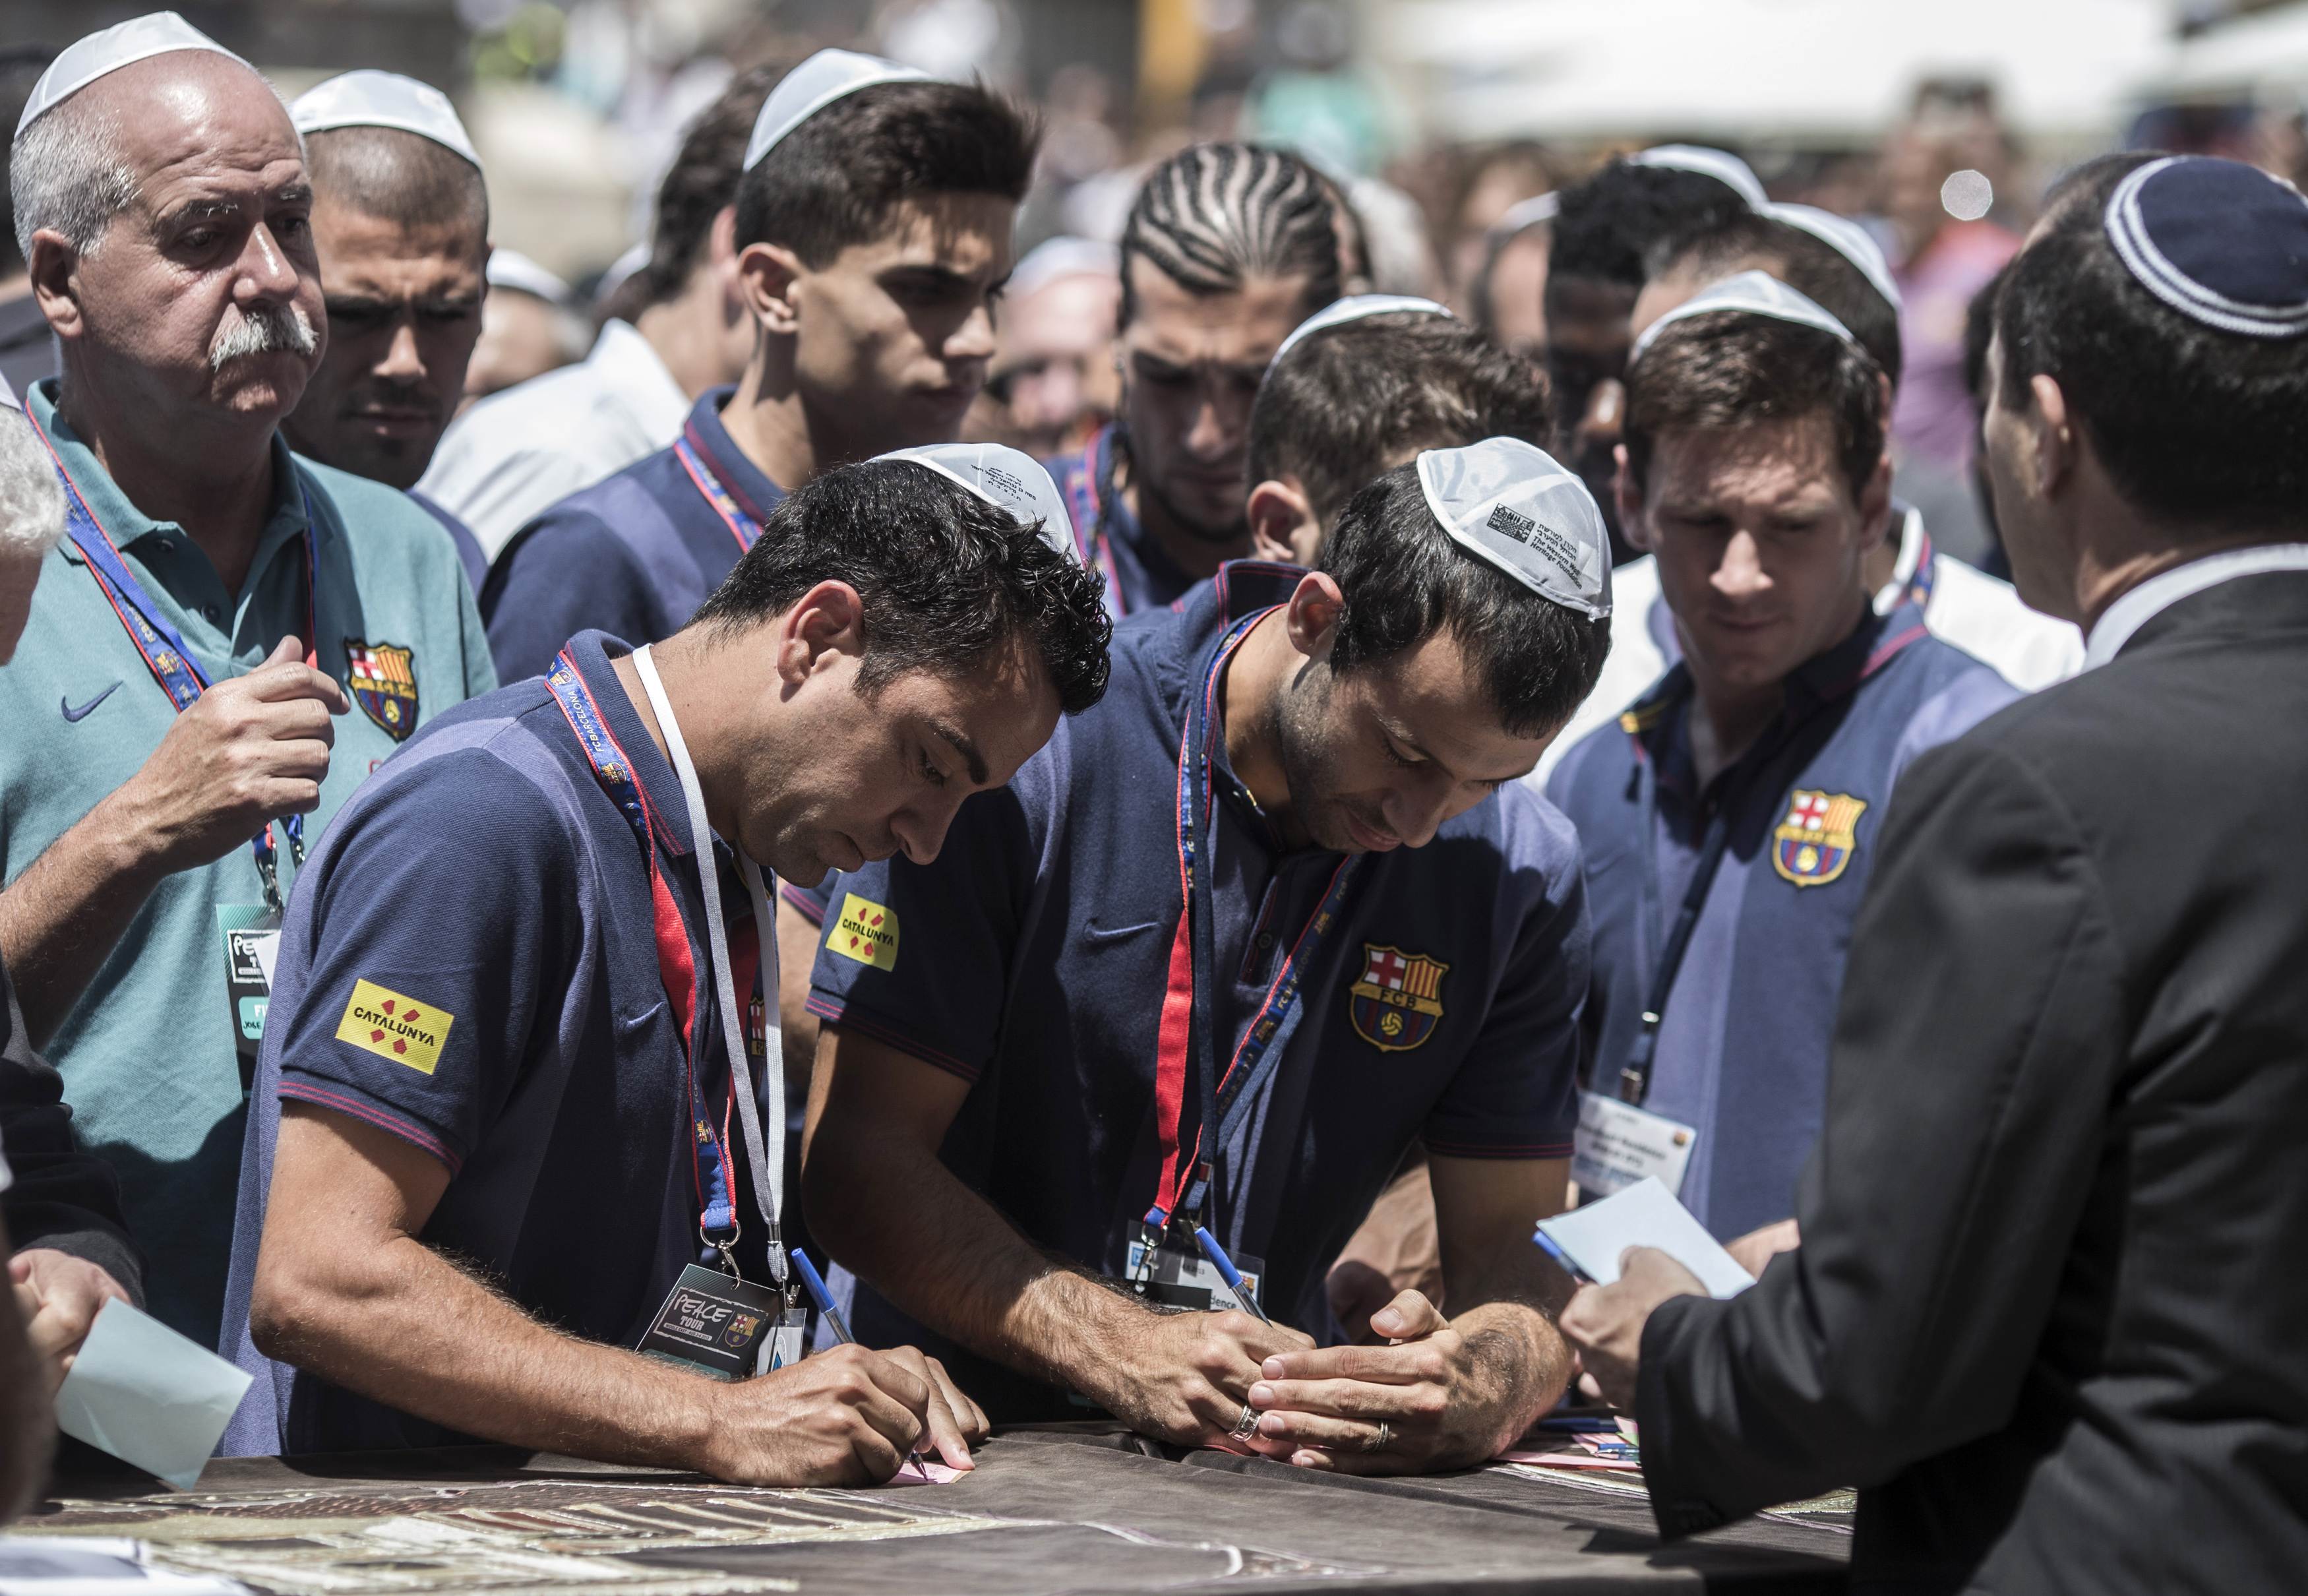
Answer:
[{"left": 1561, "top": 153, "right": 2308, "bottom": 1593}]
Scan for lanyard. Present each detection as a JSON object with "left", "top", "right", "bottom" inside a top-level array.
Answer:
[
  {"left": 672, "top": 425, "right": 763, "bottom": 554},
  {"left": 543, "top": 646, "right": 787, "bottom": 1285},
  {"left": 29, "top": 408, "right": 317, "bottom": 911},
  {"left": 1147, "top": 608, "right": 1360, "bottom": 1239},
  {"left": 1064, "top": 425, "right": 1128, "bottom": 617},
  {"left": 1617, "top": 617, "right": 1932, "bottom": 1105},
  {"left": 1902, "top": 524, "right": 1938, "bottom": 613}
]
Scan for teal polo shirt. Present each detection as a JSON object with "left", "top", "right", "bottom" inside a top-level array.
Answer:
[{"left": 0, "top": 381, "right": 495, "bottom": 1345}]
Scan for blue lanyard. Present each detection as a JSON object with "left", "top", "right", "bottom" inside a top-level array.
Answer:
[
  {"left": 542, "top": 649, "right": 744, "bottom": 1258},
  {"left": 672, "top": 427, "right": 762, "bottom": 554},
  {"left": 1064, "top": 425, "right": 1128, "bottom": 617},
  {"left": 1148, "top": 608, "right": 1360, "bottom": 1237},
  {"left": 29, "top": 409, "right": 316, "bottom": 911}
]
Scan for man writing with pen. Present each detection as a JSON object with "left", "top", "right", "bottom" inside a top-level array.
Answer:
[{"left": 802, "top": 434, "right": 1611, "bottom": 1472}]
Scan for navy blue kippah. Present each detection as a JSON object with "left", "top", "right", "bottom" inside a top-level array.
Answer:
[{"left": 2105, "top": 156, "right": 2308, "bottom": 339}]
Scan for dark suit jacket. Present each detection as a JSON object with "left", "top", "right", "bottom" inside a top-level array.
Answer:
[
  {"left": 1, "top": 956, "right": 142, "bottom": 1299},
  {"left": 1636, "top": 568, "right": 2308, "bottom": 1593}
]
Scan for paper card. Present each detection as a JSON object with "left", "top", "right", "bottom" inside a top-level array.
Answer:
[
  {"left": 879, "top": 1457, "right": 965, "bottom": 1487},
  {"left": 0, "top": 1534, "right": 250, "bottom": 1591},
  {"left": 53, "top": 1301, "right": 254, "bottom": 1490},
  {"left": 1535, "top": 1177, "right": 1754, "bottom": 1300}
]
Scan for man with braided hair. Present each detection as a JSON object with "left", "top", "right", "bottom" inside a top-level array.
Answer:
[{"left": 1050, "top": 142, "right": 1340, "bottom": 616}]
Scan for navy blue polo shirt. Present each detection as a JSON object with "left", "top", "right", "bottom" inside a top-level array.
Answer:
[
  {"left": 1546, "top": 604, "right": 2018, "bottom": 1241},
  {"left": 1048, "top": 425, "right": 1196, "bottom": 618},
  {"left": 218, "top": 630, "right": 775, "bottom": 1456},
  {"left": 482, "top": 388, "right": 786, "bottom": 683},
  {"left": 808, "top": 563, "right": 1591, "bottom": 1420}
]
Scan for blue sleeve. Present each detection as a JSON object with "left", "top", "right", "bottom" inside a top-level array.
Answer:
[
  {"left": 805, "top": 782, "right": 1043, "bottom": 1084},
  {"left": 483, "top": 510, "right": 660, "bottom": 684},
  {"left": 269, "top": 749, "right": 582, "bottom": 1172},
  {"left": 1421, "top": 801, "right": 1590, "bottom": 1161}
]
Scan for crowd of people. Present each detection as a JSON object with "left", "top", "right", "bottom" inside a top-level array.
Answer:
[{"left": 0, "top": 13, "right": 2303, "bottom": 1592}]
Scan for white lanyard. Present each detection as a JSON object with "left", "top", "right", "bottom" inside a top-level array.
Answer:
[{"left": 634, "top": 645, "right": 788, "bottom": 1285}]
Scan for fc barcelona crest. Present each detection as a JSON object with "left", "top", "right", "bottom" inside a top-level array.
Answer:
[
  {"left": 1349, "top": 944, "right": 1449, "bottom": 1053},
  {"left": 1772, "top": 789, "right": 1869, "bottom": 887},
  {"left": 345, "top": 638, "right": 419, "bottom": 741}
]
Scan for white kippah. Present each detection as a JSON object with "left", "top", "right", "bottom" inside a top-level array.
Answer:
[
  {"left": 0, "top": 375, "right": 16, "bottom": 412},
  {"left": 291, "top": 70, "right": 480, "bottom": 170},
  {"left": 1627, "top": 145, "right": 1767, "bottom": 210},
  {"left": 877, "top": 443, "right": 1078, "bottom": 563},
  {"left": 1767, "top": 202, "right": 1902, "bottom": 313},
  {"left": 485, "top": 247, "right": 573, "bottom": 305},
  {"left": 1415, "top": 437, "right": 1612, "bottom": 619},
  {"left": 1490, "top": 191, "right": 1558, "bottom": 239},
  {"left": 1632, "top": 269, "right": 1858, "bottom": 364},
  {"left": 744, "top": 49, "right": 932, "bottom": 172},
  {"left": 1270, "top": 294, "right": 1454, "bottom": 367},
  {"left": 16, "top": 11, "right": 249, "bottom": 137},
  {"left": 1008, "top": 236, "right": 1119, "bottom": 300}
]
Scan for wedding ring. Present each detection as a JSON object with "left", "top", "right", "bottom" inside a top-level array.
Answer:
[
  {"left": 1232, "top": 1402, "right": 1260, "bottom": 1439},
  {"left": 1364, "top": 1421, "right": 1393, "bottom": 1454}
]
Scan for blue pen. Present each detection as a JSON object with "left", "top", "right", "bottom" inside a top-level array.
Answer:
[
  {"left": 1531, "top": 1227, "right": 1593, "bottom": 1283},
  {"left": 1192, "top": 1226, "right": 1271, "bottom": 1323},
  {"left": 791, "top": 1250, "right": 930, "bottom": 1479},
  {"left": 791, "top": 1248, "right": 856, "bottom": 1345}
]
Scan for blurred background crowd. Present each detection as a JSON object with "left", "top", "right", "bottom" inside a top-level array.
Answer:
[{"left": 7, "top": 0, "right": 2307, "bottom": 563}]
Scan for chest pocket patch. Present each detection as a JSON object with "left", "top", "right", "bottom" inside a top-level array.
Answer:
[
  {"left": 1349, "top": 943, "right": 1448, "bottom": 1053},
  {"left": 1772, "top": 789, "right": 1869, "bottom": 887}
]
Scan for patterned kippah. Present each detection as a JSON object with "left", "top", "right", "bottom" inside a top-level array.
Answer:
[{"left": 2104, "top": 156, "right": 2308, "bottom": 340}]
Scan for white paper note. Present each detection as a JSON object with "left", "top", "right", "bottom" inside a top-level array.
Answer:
[
  {"left": 53, "top": 1301, "right": 253, "bottom": 1490},
  {"left": 0, "top": 1534, "right": 249, "bottom": 1592},
  {"left": 1536, "top": 1177, "right": 1755, "bottom": 1300}
]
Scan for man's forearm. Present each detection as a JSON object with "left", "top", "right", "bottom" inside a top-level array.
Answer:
[
  {"left": 807, "top": 1122, "right": 1149, "bottom": 1403},
  {"left": 253, "top": 1231, "right": 717, "bottom": 1469},
  {"left": 0, "top": 793, "right": 170, "bottom": 1047}
]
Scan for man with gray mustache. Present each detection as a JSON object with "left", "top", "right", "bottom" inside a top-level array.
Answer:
[{"left": 0, "top": 13, "right": 493, "bottom": 1345}]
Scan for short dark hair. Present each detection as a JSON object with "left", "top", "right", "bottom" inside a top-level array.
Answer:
[
  {"left": 1652, "top": 211, "right": 1904, "bottom": 389},
  {"left": 690, "top": 459, "right": 1110, "bottom": 714},
  {"left": 1545, "top": 160, "right": 1752, "bottom": 293},
  {"left": 1321, "top": 464, "right": 1610, "bottom": 739},
  {"left": 0, "top": 47, "right": 55, "bottom": 278},
  {"left": 637, "top": 61, "right": 787, "bottom": 309},
  {"left": 1994, "top": 152, "right": 2308, "bottom": 536},
  {"left": 735, "top": 79, "right": 1037, "bottom": 268},
  {"left": 1623, "top": 313, "right": 1885, "bottom": 503},
  {"left": 305, "top": 125, "right": 489, "bottom": 241},
  {"left": 1248, "top": 315, "right": 1553, "bottom": 532},
  {"left": 1118, "top": 142, "right": 1341, "bottom": 326}
]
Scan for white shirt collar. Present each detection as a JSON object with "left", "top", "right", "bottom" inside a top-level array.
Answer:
[
  {"left": 586, "top": 319, "right": 689, "bottom": 435},
  {"left": 1871, "top": 505, "right": 1927, "bottom": 616},
  {"left": 2083, "top": 542, "right": 2308, "bottom": 669}
]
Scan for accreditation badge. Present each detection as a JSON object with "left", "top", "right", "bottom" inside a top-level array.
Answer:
[
  {"left": 638, "top": 1264, "right": 808, "bottom": 1382},
  {"left": 1125, "top": 1234, "right": 1265, "bottom": 1318},
  {"left": 217, "top": 904, "right": 282, "bottom": 1095},
  {"left": 1571, "top": 1091, "right": 1697, "bottom": 1200}
]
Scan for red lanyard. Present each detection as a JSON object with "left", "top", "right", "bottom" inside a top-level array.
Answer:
[{"left": 1147, "top": 608, "right": 1360, "bottom": 1234}]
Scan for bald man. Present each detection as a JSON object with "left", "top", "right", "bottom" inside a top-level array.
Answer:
[{"left": 0, "top": 16, "right": 493, "bottom": 1343}]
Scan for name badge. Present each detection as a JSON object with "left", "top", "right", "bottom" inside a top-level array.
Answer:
[
  {"left": 638, "top": 1264, "right": 806, "bottom": 1381},
  {"left": 1127, "top": 1237, "right": 1265, "bottom": 1316},
  {"left": 218, "top": 905, "right": 282, "bottom": 1095},
  {"left": 1571, "top": 1090, "right": 1697, "bottom": 1200}
]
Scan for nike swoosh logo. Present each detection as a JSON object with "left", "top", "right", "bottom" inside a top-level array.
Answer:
[{"left": 61, "top": 681, "right": 123, "bottom": 723}]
